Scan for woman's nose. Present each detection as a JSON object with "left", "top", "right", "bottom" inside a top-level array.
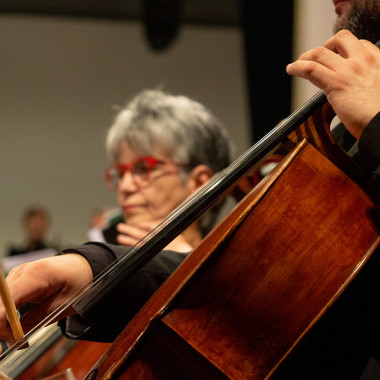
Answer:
[{"left": 118, "top": 171, "right": 138, "bottom": 193}]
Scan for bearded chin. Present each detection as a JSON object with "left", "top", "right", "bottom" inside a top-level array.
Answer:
[{"left": 334, "top": 3, "right": 380, "bottom": 44}]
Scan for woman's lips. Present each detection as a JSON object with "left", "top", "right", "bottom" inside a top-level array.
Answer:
[{"left": 122, "top": 204, "right": 138, "bottom": 212}]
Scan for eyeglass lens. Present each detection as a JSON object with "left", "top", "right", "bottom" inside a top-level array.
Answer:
[{"left": 107, "top": 158, "right": 159, "bottom": 190}]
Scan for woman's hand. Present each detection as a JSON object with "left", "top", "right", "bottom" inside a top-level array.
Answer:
[
  {"left": 116, "top": 221, "right": 193, "bottom": 252},
  {"left": 116, "top": 221, "right": 156, "bottom": 247},
  {"left": 0, "top": 254, "right": 92, "bottom": 346}
]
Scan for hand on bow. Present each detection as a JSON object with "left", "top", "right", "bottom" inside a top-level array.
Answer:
[{"left": 0, "top": 254, "right": 92, "bottom": 347}]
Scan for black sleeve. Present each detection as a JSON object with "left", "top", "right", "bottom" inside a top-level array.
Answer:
[
  {"left": 59, "top": 242, "right": 130, "bottom": 277},
  {"left": 332, "top": 113, "right": 380, "bottom": 206},
  {"left": 358, "top": 111, "right": 380, "bottom": 206},
  {"left": 58, "top": 243, "right": 189, "bottom": 342}
]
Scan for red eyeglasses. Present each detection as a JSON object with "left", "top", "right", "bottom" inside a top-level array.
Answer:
[{"left": 105, "top": 156, "right": 188, "bottom": 191}]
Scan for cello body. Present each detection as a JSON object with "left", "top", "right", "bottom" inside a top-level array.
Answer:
[{"left": 85, "top": 102, "right": 380, "bottom": 379}]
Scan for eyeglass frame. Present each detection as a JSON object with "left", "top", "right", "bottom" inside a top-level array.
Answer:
[{"left": 104, "top": 156, "right": 190, "bottom": 191}]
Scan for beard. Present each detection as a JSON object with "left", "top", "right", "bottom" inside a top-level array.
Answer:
[{"left": 334, "top": 0, "right": 380, "bottom": 43}]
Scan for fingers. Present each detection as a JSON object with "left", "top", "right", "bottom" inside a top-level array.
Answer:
[
  {"left": 297, "top": 45, "right": 345, "bottom": 71},
  {"left": 0, "top": 261, "right": 56, "bottom": 341},
  {"left": 286, "top": 31, "right": 363, "bottom": 90},
  {"left": 286, "top": 31, "right": 374, "bottom": 83},
  {"left": 286, "top": 59, "right": 336, "bottom": 91},
  {"left": 6, "top": 262, "right": 59, "bottom": 306},
  {"left": 12, "top": 292, "right": 76, "bottom": 337},
  {"left": 323, "top": 30, "right": 364, "bottom": 57},
  {"left": 117, "top": 222, "right": 193, "bottom": 252},
  {"left": 116, "top": 222, "right": 157, "bottom": 246},
  {"left": 287, "top": 30, "right": 380, "bottom": 139},
  {"left": 0, "top": 255, "right": 92, "bottom": 344}
]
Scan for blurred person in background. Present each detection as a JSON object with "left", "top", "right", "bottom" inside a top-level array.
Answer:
[{"left": 7, "top": 206, "right": 56, "bottom": 256}]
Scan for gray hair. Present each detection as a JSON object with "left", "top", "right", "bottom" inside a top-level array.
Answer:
[{"left": 106, "top": 89, "right": 233, "bottom": 235}]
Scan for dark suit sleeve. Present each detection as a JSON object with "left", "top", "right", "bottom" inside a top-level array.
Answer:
[
  {"left": 332, "top": 113, "right": 380, "bottom": 206},
  {"left": 58, "top": 242, "right": 189, "bottom": 342},
  {"left": 358, "top": 111, "right": 380, "bottom": 206}
]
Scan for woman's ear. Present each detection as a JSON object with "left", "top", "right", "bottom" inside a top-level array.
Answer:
[{"left": 186, "top": 165, "right": 213, "bottom": 194}]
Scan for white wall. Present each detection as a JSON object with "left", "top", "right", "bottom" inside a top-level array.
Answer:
[
  {"left": 292, "top": 0, "right": 338, "bottom": 109},
  {"left": 0, "top": 15, "right": 250, "bottom": 254},
  {"left": 0, "top": 1, "right": 341, "bottom": 255}
]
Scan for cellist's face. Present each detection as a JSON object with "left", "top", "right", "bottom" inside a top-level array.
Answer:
[{"left": 333, "top": 0, "right": 380, "bottom": 43}]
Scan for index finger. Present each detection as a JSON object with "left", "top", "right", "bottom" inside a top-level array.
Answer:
[{"left": 323, "top": 30, "right": 365, "bottom": 58}]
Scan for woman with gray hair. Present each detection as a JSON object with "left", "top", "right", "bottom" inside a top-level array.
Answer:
[
  {"left": 105, "top": 89, "right": 232, "bottom": 249},
  {"left": 0, "top": 89, "right": 233, "bottom": 345}
]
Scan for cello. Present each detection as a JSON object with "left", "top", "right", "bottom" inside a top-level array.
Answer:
[
  {"left": 0, "top": 90, "right": 379, "bottom": 378},
  {"left": 82, "top": 91, "right": 380, "bottom": 379}
]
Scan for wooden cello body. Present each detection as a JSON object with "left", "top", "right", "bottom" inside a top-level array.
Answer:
[{"left": 83, "top": 99, "right": 380, "bottom": 379}]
